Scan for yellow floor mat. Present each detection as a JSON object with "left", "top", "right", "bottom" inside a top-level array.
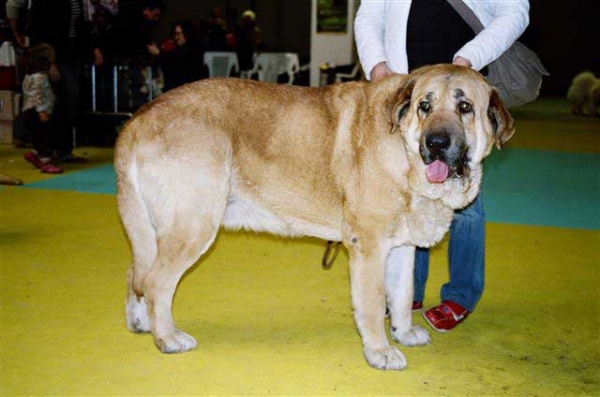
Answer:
[{"left": 1, "top": 188, "right": 598, "bottom": 395}]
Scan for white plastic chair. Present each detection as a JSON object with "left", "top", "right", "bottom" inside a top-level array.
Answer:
[
  {"left": 335, "top": 63, "right": 362, "bottom": 83},
  {"left": 203, "top": 51, "right": 239, "bottom": 78},
  {"left": 246, "top": 52, "right": 300, "bottom": 84}
]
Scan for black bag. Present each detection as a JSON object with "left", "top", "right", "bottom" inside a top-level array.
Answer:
[{"left": 448, "top": 0, "right": 549, "bottom": 108}]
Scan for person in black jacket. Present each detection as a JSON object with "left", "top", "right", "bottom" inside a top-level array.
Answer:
[
  {"left": 148, "top": 20, "right": 203, "bottom": 92},
  {"left": 107, "top": 0, "right": 165, "bottom": 109}
]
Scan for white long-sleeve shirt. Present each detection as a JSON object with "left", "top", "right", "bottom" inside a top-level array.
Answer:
[{"left": 354, "top": 0, "right": 530, "bottom": 80}]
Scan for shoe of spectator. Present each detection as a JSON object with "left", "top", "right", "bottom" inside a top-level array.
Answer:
[
  {"left": 422, "top": 300, "right": 468, "bottom": 332},
  {"left": 24, "top": 151, "right": 45, "bottom": 169},
  {"left": 40, "top": 163, "right": 63, "bottom": 174}
]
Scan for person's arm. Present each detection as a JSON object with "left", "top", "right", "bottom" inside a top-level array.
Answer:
[
  {"left": 354, "top": 1, "right": 388, "bottom": 81},
  {"left": 454, "top": 0, "right": 529, "bottom": 71}
]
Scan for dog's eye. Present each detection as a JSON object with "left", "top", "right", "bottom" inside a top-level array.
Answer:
[
  {"left": 458, "top": 101, "right": 473, "bottom": 114},
  {"left": 419, "top": 101, "right": 431, "bottom": 113}
]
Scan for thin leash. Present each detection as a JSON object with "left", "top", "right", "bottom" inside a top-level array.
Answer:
[{"left": 321, "top": 241, "right": 343, "bottom": 270}]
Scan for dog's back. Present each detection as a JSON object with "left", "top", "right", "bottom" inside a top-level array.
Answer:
[{"left": 115, "top": 79, "right": 370, "bottom": 243}]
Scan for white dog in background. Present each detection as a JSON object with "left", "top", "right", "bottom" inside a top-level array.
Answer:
[{"left": 567, "top": 71, "right": 600, "bottom": 116}]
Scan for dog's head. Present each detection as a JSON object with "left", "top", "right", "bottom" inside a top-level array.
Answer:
[{"left": 386, "top": 64, "right": 515, "bottom": 207}]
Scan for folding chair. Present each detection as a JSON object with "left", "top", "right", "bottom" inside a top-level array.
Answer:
[
  {"left": 245, "top": 52, "right": 300, "bottom": 84},
  {"left": 203, "top": 51, "right": 240, "bottom": 78}
]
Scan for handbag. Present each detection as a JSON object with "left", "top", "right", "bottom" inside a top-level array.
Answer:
[{"left": 447, "top": 0, "right": 549, "bottom": 108}]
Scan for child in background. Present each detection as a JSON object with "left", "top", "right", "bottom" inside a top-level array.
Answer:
[{"left": 21, "top": 43, "right": 62, "bottom": 174}]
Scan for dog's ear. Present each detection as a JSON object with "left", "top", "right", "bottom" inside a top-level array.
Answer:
[
  {"left": 387, "top": 79, "right": 416, "bottom": 134},
  {"left": 488, "top": 89, "right": 515, "bottom": 149}
]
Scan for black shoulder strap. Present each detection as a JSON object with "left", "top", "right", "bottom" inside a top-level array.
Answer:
[{"left": 446, "top": 1, "right": 484, "bottom": 34}]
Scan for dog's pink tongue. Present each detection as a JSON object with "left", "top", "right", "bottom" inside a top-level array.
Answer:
[{"left": 426, "top": 160, "right": 449, "bottom": 183}]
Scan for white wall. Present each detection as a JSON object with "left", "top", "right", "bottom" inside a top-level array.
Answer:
[{"left": 309, "top": 0, "right": 356, "bottom": 86}]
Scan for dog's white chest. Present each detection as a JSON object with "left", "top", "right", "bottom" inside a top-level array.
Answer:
[{"left": 395, "top": 199, "right": 454, "bottom": 248}]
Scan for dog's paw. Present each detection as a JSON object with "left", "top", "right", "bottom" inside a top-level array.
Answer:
[
  {"left": 392, "top": 325, "right": 431, "bottom": 347},
  {"left": 126, "top": 296, "right": 150, "bottom": 333},
  {"left": 363, "top": 346, "right": 407, "bottom": 370},
  {"left": 156, "top": 329, "right": 198, "bottom": 354}
]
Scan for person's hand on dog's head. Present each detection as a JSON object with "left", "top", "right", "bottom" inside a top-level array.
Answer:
[
  {"left": 371, "top": 62, "right": 394, "bottom": 82},
  {"left": 453, "top": 56, "right": 472, "bottom": 68}
]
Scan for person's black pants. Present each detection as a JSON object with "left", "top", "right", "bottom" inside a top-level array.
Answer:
[
  {"left": 23, "top": 109, "right": 55, "bottom": 158},
  {"left": 54, "top": 56, "right": 83, "bottom": 157}
]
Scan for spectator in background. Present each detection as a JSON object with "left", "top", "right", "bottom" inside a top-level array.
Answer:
[
  {"left": 109, "top": 0, "right": 164, "bottom": 63},
  {"left": 6, "top": 0, "right": 91, "bottom": 164},
  {"left": 148, "top": 20, "right": 203, "bottom": 92},
  {"left": 204, "top": 7, "right": 228, "bottom": 50},
  {"left": 86, "top": 0, "right": 118, "bottom": 68},
  {"left": 108, "top": 0, "right": 165, "bottom": 109},
  {"left": 233, "top": 10, "right": 261, "bottom": 74},
  {"left": 86, "top": 0, "right": 119, "bottom": 113},
  {"left": 21, "top": 43, "right": 63, "bottom": 174}
]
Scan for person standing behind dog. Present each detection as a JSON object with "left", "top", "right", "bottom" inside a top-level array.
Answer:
[
  {"left": 354, "top": 0, "right": 529, "bottom": 332},
  {"left": 21, "top": 43, "right": 63, "bottom": 174}
]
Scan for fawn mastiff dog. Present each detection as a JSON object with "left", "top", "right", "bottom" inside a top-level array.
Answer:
[{"left": 116, "top": 64, "right": 514, "bottom": 370}]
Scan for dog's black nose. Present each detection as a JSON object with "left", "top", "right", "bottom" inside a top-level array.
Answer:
[{"left": 426, "top": 132, "right": 451, "bottom": 155}]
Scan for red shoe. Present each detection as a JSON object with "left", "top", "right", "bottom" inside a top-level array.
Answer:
[
  {"left": 40, "top": 163, "right": 63, "bottom": 174},
  {"left": 422, "top": 300, "right": 468, "bottom": 332},
  {"left": 24, "top": 151, "right": 45, "bottom": 169}
]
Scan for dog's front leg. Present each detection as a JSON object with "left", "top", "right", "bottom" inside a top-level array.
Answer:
[
  {"left": 386, "top": 246, "right": 431, "bottom": 346},
  {"left": 347, "top": 239, "right": 407, "bottom": 370}
]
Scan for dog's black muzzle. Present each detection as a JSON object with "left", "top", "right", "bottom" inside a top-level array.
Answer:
[{"left": 420, "top": 129, "right": 469, "bottom": 178}]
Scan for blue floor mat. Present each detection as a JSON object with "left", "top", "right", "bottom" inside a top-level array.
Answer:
[
  {"left": 25, "top": 164, "right": 117, "bottom": 195},
  {"left": 482, "top": 149, "right": 599, "bottom": 230},
  {"left": 23, "top": 149, "right": 600, "bottom": 230}
]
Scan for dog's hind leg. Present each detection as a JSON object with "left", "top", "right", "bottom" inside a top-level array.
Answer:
[
  {"left": 118, "top": 163, "right": 158, "bottom": 334},
  {"left": 141, "top": 156, "right": 231, "bottom": 354}
]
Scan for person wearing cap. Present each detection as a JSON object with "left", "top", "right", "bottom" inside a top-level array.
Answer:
[{"left": 234, "top": 9, "right": 262, "bottom": 73}]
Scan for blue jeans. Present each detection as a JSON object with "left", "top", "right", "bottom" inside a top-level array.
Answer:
[{"left": 414, "top": 193, "right": 485, "bottom": 312}]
